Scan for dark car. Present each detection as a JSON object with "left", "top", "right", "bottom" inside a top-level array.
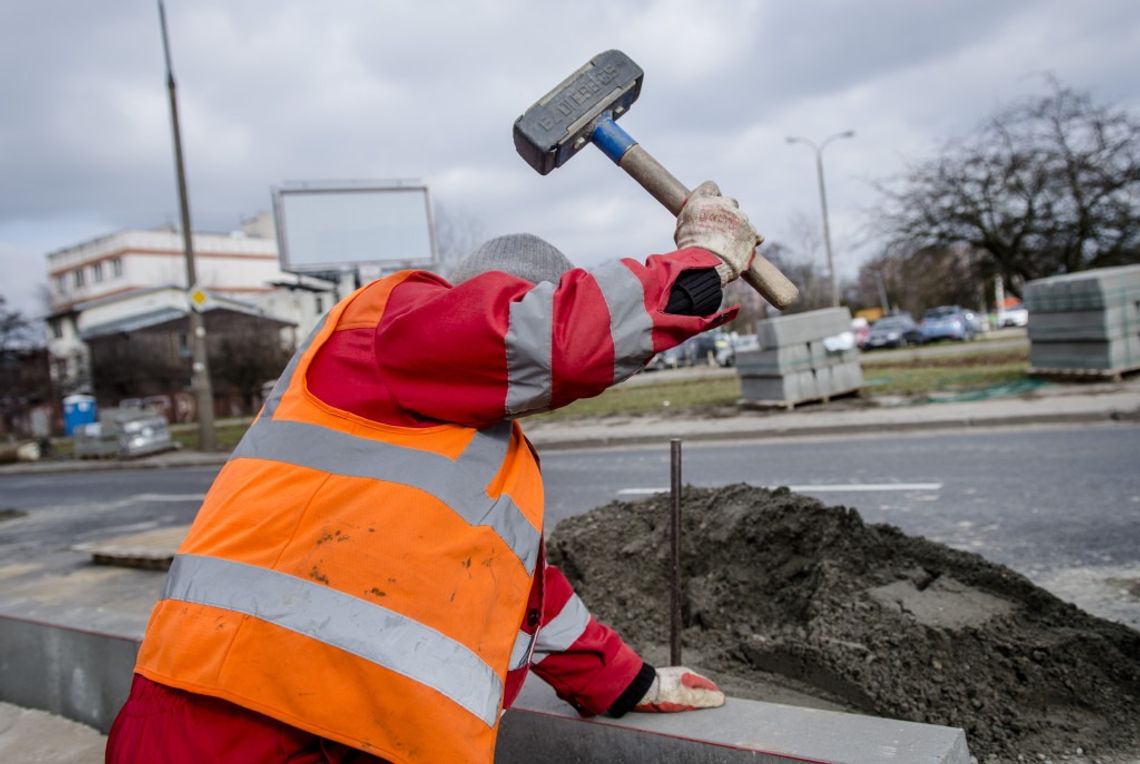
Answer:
[
  {"left": 920, "top": 305, "right": 976, "bottom": 342},
  {"left": 864, "top": 314, "right": 923, "bottom": 349}
]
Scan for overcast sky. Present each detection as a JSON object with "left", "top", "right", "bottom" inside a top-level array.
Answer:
[{"left": 2, "top": 0, "right": 1139, "bottom": 315}]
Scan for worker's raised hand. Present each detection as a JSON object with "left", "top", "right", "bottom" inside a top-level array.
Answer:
[
  {"left": 632, "top": 666, "right": 726, "bottom": 713},
  {"left": 674, "top": 181, "right": 763, "bottom": 286}
]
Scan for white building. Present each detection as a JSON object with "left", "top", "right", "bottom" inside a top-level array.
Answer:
[
  {"left": 48, "top": 213, "right": 284, "bottom": 312},
  {"left": 45, "top": 214, "right": 336, "bottom": 403}
]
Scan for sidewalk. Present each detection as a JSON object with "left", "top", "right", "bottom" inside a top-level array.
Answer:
[
  {"left": 0, "top": 704, "right": 103, "bottom": 764},
  {"left": 3, "top": 377, "right": 1137, "bottom": 477}
]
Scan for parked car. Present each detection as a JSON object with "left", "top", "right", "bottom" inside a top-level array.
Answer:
[
  {"left": 647, "top": 331, "right": 736, "bottom": 370},
  {"left": 864, "top": 314, "right": 923, "bottom": 349},
  {"left": 74, "top": 407, "right": 175, "bottom": 459},
  {"left": 962, "top": 309, "right": 988, "bottom": 336},
  {"left": 998, "top": 305, "right": 1029, "bottom": 327},
  {"left": 920, "top": 305, "right": 976, "bottom": 342},
  {"left": 715, "top": 333, "right": 759, "bottom": 367}
]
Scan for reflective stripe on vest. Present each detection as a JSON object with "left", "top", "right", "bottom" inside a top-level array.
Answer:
[
  {"left": 164, "top": 553, "right": 503, "bottom": 726},
  {"left": 502, "top": 260, "right": 656, "bottom": 417},
  {"left": 532, "top": 591, "right": 591, "bottom": 663},
  {"left": 231, "top": 419, "right": 540, "bottom": 574},
  {"left": 242, "top": 309, "right": 540, "bottom": 574},
  {"left": 592, "top": 260, "right": 655, "bottom": 382},
  {"left": 509, "top": 628, "right": 536, "bottom": 671},
  {"left": 505, "top": 281, "right": 555, "bottom": 417},
  {"left": 261, "top": 313, "right": 327, "bottom": 420}
]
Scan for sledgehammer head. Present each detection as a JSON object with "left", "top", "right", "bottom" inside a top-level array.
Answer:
[{"left": 514, "top": 50, "right": 643, "bottom": 175}]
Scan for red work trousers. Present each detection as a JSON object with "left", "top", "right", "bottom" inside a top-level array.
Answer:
[{"left": 106, "top": 674, "right": 388, "bottom": 763}]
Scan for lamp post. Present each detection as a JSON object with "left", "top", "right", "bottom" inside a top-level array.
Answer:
[
  {"left": 786, "top": 130, "right": 854, "bottom": 307},
  {"left": 158, "top": 0, "right": 216, "bottom": 450}
]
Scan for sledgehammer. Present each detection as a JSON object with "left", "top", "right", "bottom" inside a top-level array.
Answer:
[{"left": 514, "top": 49, "right": 799, "bottom": 309}]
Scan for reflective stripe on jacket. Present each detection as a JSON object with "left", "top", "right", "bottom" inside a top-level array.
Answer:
[{"left": 135, "top": 273, "right": 544, "bottom": 764}]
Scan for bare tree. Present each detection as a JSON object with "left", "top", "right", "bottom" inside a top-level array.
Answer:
[
  {"left": 876, "top": 79, "right": 1140, "bottom": 295},
  {"left": 855, "top": 244, "right": 985, "bottom": 318},
  {"left": 433, "top": 202, "right": 487, "bottom": 274},
  {"left": 0, "top": 296, "right": 34, "bottom": 353},
  {"left": 745, "top": 214, "right": 836, "bottom": 317}
]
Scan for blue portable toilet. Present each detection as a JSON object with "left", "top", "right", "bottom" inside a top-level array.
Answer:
[{"left": 62, "top": 394, "right": 98, "bottom": 436}]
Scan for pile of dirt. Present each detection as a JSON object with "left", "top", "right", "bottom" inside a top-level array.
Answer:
[{"left": 546, "top": 484, "right": 1140, "bottom": 763}]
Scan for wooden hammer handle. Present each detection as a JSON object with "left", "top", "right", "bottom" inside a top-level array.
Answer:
[{"left": 618, "top": 144, "right": 799, "bottom": 309}]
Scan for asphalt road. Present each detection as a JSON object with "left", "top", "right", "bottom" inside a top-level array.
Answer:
[{"left": 2, "top": 421, "right": 1137, "bottom": 625}]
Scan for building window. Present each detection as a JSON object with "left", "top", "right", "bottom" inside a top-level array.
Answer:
[
  {"left": 110, "top": 257, "right": 123, "bottom": 277},
  {"left": 92, "top": 262, "right": 104, "bottom": 282},
  {"left": 73, "top": 268, "right": 86, "bottom": 288},
  {"left": 55, "top": 275, "right": 67, "bottom": 294},
  {"left": 50, "top": 320, "right": 63, "bottom": 340},
  {"left": 315, "top": 296, "right": 324, "bottom": 314}
]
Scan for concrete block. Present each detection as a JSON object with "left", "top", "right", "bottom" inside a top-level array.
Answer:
[
  {"left": 740, "top": 371, "right": 818, "bottom": 404},
  {"left": 814, "top": 365, "right": 833, "bottom": 396},
  {"left": 735, "top": 344, "right": 858, "bottom": 376},
  {"left": 1, "top": 614, "right": 971, "bottom": 764},
  {"left": 0, "top": 616, "right": 138, "bottom": 734},
  {"left": 828, "top": 361, "right": 865, "bottom": 396},
  {"left": 808, "top": 340, "right": 859, "bottom": 368},
  {"left": 1027, "top": 306, "right": 1140, "bottom": 342},
  {"left": 498, "top": 674, "right": 970, "bottom": 764},
  {"left": 1024, "top": 264, "right": 1140, "bottom": 313},
  {"left": 735, "top": 345, "right": 813, "bottom": 375},
  {"left": 755, "top": 308, "right": 852, "bottom": 349},
  {"left": 1029, "top": 335, "right": 1140, "bottom": 371}
]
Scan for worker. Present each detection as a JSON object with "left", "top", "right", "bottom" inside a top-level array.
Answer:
[{"left": 105, "top": 182, "right": 760, "bottom": 763}]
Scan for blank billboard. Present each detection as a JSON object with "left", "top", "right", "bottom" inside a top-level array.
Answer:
[{"left": 273, "top": 184, "right": 437, "bottom": 273}]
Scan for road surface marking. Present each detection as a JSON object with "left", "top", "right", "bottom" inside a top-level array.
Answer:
[{"left": 617, "top": 482, "right": 943, "bottom": 496}]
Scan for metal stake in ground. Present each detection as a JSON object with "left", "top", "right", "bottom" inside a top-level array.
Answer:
[{"left": 670, "top": 438, "right": 683, "bottom": 666}]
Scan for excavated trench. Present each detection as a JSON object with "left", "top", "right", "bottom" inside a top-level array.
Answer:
[{"left": 545, "top": 484, "right": 1140, "bottom": 763}]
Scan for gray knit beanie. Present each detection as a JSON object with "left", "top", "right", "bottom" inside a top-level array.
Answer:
[{"left": 449, "top": 233, "right": 574, "bottom": 285}]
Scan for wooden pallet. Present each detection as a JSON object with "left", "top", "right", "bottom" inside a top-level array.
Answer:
[
  {"left": 71, "top": 525, "right": 190, "bottom": 571},
  {"left": 739, "top": 389, "right": 861, "bottom": 412},
  {"left": 1028, "top": 365, "right": 1139, "bottom": 383}
]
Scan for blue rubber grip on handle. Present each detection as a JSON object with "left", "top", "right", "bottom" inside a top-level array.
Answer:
[{"left": 592, "top": 115, "right": 637, "bottom": 164}]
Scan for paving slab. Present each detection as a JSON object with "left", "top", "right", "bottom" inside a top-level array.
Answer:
[{"left": 0, "top": 703, "right": 105, "bottom": 764}]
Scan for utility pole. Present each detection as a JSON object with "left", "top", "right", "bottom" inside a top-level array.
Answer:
[
  {"left": 786, "top": 131, "right": 855, "bottom": 308},
  {"left": 158, "top": 0, "right": 216, "bottom": 450},
  {"left": 875, "top": 269, "right": 890, "bottom": 315}
]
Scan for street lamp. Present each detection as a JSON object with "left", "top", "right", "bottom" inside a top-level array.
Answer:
[{"left": 786, "top": 130, "right": 855, "bottom": 307}]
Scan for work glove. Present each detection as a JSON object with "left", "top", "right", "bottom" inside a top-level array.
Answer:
[
  {"left": 632, "top": 666, "right": 726, "bottom": 713},
  {"left": 674, "top": 181, "right": 763, "bottom": 286}
]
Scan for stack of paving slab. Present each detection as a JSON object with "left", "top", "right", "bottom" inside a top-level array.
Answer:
[
  {"left": 1024, "top": 264, "right": 1140, "bottom": 377},
  {"left": 736, "top": 307, "right": 863, "bottom": 407}
]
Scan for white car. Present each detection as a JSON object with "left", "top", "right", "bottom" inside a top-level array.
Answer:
[{"left": 998, "top": 307, "right": 1029, "bottom": 327}]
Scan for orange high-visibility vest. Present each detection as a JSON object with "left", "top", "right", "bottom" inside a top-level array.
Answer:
[{"left": 135, "top": 273, "right": 544, "bottom": 763}]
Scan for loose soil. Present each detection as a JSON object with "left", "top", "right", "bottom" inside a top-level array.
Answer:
[{"left": 546, "top": 485, "right": 1140, "bottom": 763}]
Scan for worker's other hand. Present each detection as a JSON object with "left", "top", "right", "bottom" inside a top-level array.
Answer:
[
  {"left": 674, "top": 181, "right": 763, "bottom": 286},
  {"left": 632, "top": 667, "right": 726, "bottom": 713}
]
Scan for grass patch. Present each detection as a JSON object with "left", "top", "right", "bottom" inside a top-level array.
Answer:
[
  {"left": 170, "top": 421, "right": 252, "bottom": 451},
  {"left": 863, "top": 361, "right": 1029, "bottom": 397},
  {"left": 862, "top": 347, "right": 1029, "bottom": 397},
  {"left": 534, "top": 348, "right": 1032, "bottom": 419},
  {"left": 531, "top": 375, "right": 743, "bottom": 421}
]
